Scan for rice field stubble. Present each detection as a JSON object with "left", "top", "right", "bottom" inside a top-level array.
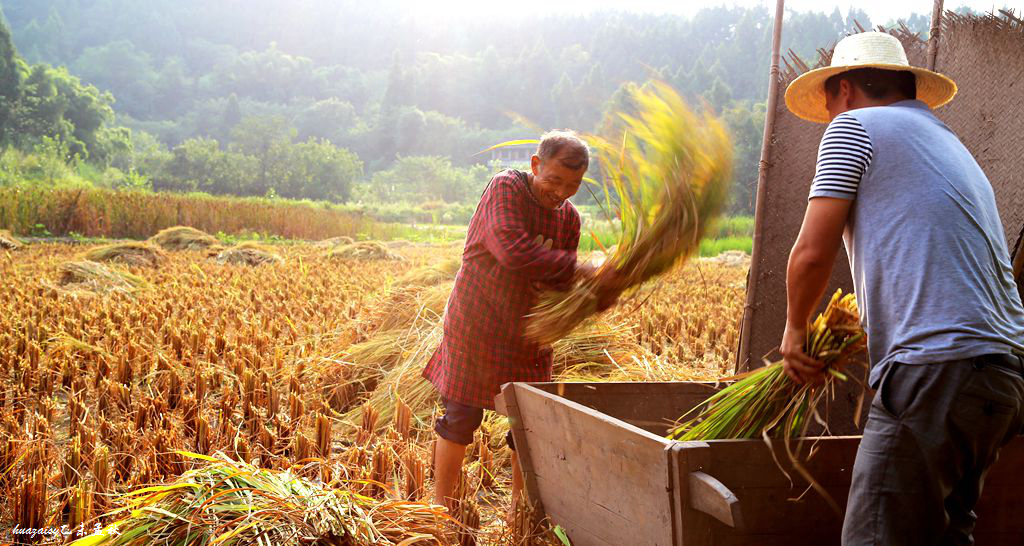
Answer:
[{"left": 0, "top": 241, "right": 746, "bottom": 545}]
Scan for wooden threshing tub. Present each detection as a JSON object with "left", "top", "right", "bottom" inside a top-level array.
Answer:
[{"left": 495, "top": 381, "right": 1024, "bottom": 545}]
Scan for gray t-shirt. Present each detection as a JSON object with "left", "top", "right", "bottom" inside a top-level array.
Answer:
[{"left": 809, "top": 99, "right": 1024, "bottom": 388}]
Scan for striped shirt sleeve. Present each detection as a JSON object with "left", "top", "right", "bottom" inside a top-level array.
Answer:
[{"left": 808, "top": 113, "right": 873, "bottom": 200}]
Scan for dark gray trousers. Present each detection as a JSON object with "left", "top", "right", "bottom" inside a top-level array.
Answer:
[{"left": 842, "top": 353, "right": 1024, "bottom": 545}]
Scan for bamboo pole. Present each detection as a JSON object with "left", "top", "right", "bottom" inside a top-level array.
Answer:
[
  {"left": 927, "top": 0, "right": 945, "bottom": 70},
  {"left": 736, "top": 0, "right": 785, "bottom": 373}
]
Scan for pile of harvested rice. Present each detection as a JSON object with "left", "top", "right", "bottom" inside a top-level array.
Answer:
[
  {"left": 81, "top": 242, "right": 167, "bottom": 267},
  {"left": 148, "top": 226, "right": 219, "bottom": 251},
  {"left": 314, "top": 235, "right": 355, "bottom": 248},
  {"left": 394, "top": 258, "right": 461, "bottom": 288},
  {"left": 69, "top": 451, "right": 452, "bottom": 546},
  {"left": 0, "top": 229, "right": 22, "bottom": 250},
  {"left": 57, "top": 260, "right": 148, "bottom": 294},
  {"left": 328, "top": 241, "right": 405, "bottom": 261},
  {"left": 214, "top": 241, "right": 284, "bottom": 266}
]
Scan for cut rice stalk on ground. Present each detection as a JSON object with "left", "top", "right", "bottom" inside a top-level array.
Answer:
[
  {"left": 394, "top": 258, "right": 462, "bottom": 288},
  {"left": 328, "top": 241, "right": 405, "bottom": 261},
  {"left": 314, "top": 235, "right": 355, "bottom": 248},
  {"left": 81, "top": 242, "right": 167, "bottom": 267},
  {"left": 214, "top": 241, "right": 284, "bottom": 266},
  {"left": 0, "top": 229, "right": 23, "bottom": 250},
  {"left": 57, "top": 260, "right": 149, "bottom": 294},
  {"left": 148, "top": 226, "right": 219, "bottom": 251},
  {"left": 68, "top": 451, "right": 452, "bottom": 546}
]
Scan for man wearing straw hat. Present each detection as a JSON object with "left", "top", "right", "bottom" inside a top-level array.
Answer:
[{"left": 779, "top": 31, "right": 1024, "bottom": 544}]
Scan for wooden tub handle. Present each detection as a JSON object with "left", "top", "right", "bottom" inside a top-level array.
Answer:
[{"left": 687, "top": 471, "right": 744, "bottom": 529}]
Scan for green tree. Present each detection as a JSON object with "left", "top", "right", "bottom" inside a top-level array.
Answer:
[
  {"left": 0, "top": 10, "right": 22, "bottom": 144},
  {"left": 164, "top": 137, "right": 257, "bottom": 195},
  {"left": 272, "top": 138, "right": 362, "bottom": 202},
  {"left": 370, "top": 155, "right": 487, "bottom": 203},
  {"left": 229, "top": 115, "right": 295, "bottom": 195},
  {"left": 72, "top": 40, "right": 157, "bottom": 119},
  {"left": 295, "top": 98, "right": 356, "bottom": 142}
]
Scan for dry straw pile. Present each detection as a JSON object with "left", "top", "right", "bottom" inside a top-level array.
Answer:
[
  {"left": 0, "top": 229, "right": 22, "bottom": 250},
  {"left": 57, "top": 260, "right": 149, "bottom": 294},
  {"left": 82, "top": 242, "right": 168, "bottom": 268},
  {"left": 214, "top": 241, "right": 284, "bottom": 266},
  {"left": 329, "top": 241, "right": 406, "bottom": 261},
  {"left": 149, "top": 226, "right": 220, "bottom": 251}
]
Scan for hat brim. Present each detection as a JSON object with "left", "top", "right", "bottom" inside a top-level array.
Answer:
[{"left": 784, "top": 63, "right": 958, "bottom": 123}]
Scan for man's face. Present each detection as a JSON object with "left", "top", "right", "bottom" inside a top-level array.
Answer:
[{"left": 530, "top": 153, "right": 586, "bottom": 209}]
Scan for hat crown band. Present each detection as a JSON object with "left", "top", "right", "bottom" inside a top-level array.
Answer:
[{"left": 830, "top": 32, "right": 910, "bottom": 68}]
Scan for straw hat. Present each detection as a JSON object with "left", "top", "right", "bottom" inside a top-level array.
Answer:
[{"left": 785, "top": 32, "right": 957, "bottom": 123}]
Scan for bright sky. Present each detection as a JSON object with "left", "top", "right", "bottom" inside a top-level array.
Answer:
[{"left": 416, "top": 0, "right": 1023, "bottom": 24}]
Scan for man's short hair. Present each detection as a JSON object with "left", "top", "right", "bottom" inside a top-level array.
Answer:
[
  {"left": 537, "top": 130, "right": 590, "bottom": 170},
  {"left": 824, "top": 68, "right": 917, "bottom": 101}
]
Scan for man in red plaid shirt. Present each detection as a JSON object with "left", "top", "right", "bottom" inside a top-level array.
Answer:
[{"left": 424, "top": 130, "right": 609, "bottom": 511}]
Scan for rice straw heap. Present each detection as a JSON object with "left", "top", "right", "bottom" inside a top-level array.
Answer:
[
  {"left": 148, "top": 226, "right": 219, "bottom": 251},
  {"left": 58, "top": 260, "right": 149, "bottom": 294},
  {"left": 668, "top": 289, "right": 866, "bottom": 441},
  {"left": 69, "top": 451, "right": 451, "bottom": 546},
  {"left": 82, "top": 242, "right": 168, "bottom": 268},
  {"left": 214, "top": 241, "right": 284, "bottom": 266},
  {"left": 524, "top": 81, "right": 733, "bottom": 345},
  {"left": 328, "top": 241, "right": 405, "bottom": 261},
  {"left": 0, "top": 228, "right": 23, "bottom": 250}
]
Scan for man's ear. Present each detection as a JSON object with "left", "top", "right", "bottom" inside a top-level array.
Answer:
[
  {"left": 530, "top": 155, "right": 541, "bottom": 176},
  {"left": 840, "top": 79, "right": 856, "bottom": 110}
]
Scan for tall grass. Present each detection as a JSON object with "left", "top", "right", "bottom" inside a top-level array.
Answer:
[{"left": 0, "top": 185, "right": 368, "bottom": 240}]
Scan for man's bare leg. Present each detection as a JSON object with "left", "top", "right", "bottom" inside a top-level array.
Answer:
[{"left": 433, "top": 436, "right": 468, "bottom": 510}]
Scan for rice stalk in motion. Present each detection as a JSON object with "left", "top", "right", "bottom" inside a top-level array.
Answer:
[{"left": 525, "top": 81, "right": 733, "bottom": 345}]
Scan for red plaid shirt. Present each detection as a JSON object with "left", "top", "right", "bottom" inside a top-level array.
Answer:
[{"left": 423, "top": 169, "right": 581, "bottom": 409}]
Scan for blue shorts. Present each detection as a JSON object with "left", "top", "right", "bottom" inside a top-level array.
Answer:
[{"left": 435, "top": 398, "right": 516, "bottom": 450}]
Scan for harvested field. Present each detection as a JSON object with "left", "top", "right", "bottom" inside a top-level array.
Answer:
[{"left": 0, "top": 241, "right": 746, "bottom": 544}]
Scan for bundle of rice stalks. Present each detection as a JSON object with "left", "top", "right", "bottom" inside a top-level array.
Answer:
[
  {"left": 148, "top": 226, "right": 219, "bottom": 251},
  {"left": 394, "top": 258, "right": 461, "bottom": 288},
  {"left": 0, "top": 229, "right": 23, "bottom": 250},
  {"left": 81, "top": 242, "right": 167, "bottom": 268},
  {"left": 214, "top": 241, "right": 284, "bottom": 266},
  {"left": 342, "top": 322, "right": 443, "bottom": 434},
  {"left": 314, "top": 235, "right": 355, "bottom": 248},
  {"left": 328, "top": 241, "right": 405, "bottom": 261},
  {"left": 667, "top": 289, "right": 866, "bottom": 441},
  {"left": 69, "top": 451, "right": 451, "bottom": 545},
  {"left": 359, "top": 282, "right": 451, "bottom": 338},
  {"left": 58, "top": 260, "right": 148, "bottom": 294},
  {"left": 550, "top": 320, "right": 645, "bottom": 377},
  {"left": 524, "top": 81, "right": 733, "bottom": 346}
]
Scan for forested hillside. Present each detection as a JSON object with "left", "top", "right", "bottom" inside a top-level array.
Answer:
[{"left": 0, "top": 1, "right": 943, "bottom": 212}]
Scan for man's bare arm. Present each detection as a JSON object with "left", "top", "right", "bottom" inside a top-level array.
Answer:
[{"left": 781, "top": 196, "right": 853, "bottom": 384}]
